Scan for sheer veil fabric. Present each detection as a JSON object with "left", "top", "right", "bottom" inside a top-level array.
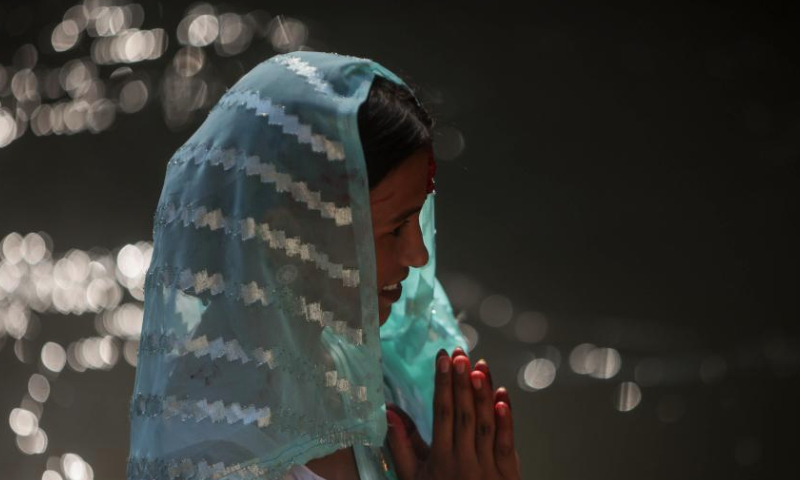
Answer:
[{"left": 126, "top": 51, "right": 468, "bottom": 480}]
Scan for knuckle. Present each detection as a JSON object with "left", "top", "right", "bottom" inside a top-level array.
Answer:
[
  {"left": 477, "top": 421, "right": 494, "bottom": 437},
  {"left": 496, "top": 442, "right": 514, "bottom": 457},
  {"left": 457, "top": 410, "right": 474, "bottom": 428},
  {"left": 436, "top": 404, "right": 452, "bottom": 421}
]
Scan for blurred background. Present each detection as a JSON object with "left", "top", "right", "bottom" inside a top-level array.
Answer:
[{"left": 1, "top": 0, "right": 798, "bottom": 479}]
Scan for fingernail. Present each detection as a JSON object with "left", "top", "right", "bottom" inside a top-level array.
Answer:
[
  {"left": 471, "top": 374, "right": 482, "bottom": 390},
  {"left": 437, "top": 355, "right": 450, "bottom": 373},
  {"left": 455, "top": 358, "right": 466, "bottom": 374},
  {"left": 436, "top": 348, "right": 447, "bottom": 359},
  {"left": 497, "top": 403, "right": 508, "bottom": 418}
]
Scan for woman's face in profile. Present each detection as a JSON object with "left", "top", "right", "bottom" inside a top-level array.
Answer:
[{"left": 369, "top": 148, "right": 431, "bottom": 325}]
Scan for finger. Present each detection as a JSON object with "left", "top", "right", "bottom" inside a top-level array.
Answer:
[
  {"left": 495, "top": 387, "right": 512, "bottom": 410},
  {"left": 474, "top": 359, "right": 494, "bottom": 391},
  {"left": 494, "top": 401, "right": 520, "bottom": 479},
  {"left": 470, "top": 370, "right": 496, "bottom": 469},
  {"left": 452, "top": 346, "right": 468, "bottom": 360},
  {"left": 431, "top": 349, "right": 454, "bottom": 460},
  {"left": 453, "top": 356, "right": 477, "bottom": 465},
  {"left": 387, "top": 409, "right": 418, "bottom": 480},
  {"left": 387, "top": 403, "right": 430, "bottom": 461}
]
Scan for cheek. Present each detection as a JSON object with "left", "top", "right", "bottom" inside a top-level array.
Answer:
[{"left": 373, "top": 236, "right": 396, "bottom": 283}]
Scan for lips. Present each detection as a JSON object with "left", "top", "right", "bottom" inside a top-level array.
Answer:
[{"left": 380, "top": 282, "right": 402, "bottom": 302}]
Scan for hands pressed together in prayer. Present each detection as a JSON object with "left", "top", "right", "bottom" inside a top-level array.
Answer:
[{"left": 386, "top": 347, "right": 522, "bottom": 480}]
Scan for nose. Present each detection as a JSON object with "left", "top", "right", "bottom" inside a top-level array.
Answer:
[{"left": 400, "top": 221, "right": 429, "bottom": 268}]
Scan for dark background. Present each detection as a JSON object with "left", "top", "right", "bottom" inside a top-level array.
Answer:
[{"left": 1, "top": 1, "right": 797, "bottom": 479}]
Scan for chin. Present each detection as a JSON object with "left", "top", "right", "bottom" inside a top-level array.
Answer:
[{"left": 378, "top": 306, "right": 390, "bottom": 326}]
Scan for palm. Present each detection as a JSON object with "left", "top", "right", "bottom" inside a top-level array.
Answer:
[{"left": 386, "top": 349, "right": 522, "bottom": 480}]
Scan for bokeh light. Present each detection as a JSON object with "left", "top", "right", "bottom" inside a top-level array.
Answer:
[
  {"left": 614, "top": 381, "right": 642, "bottom": 412},
  {"left": 479, "top": 294, "right": 513, "bottom": 327},
  {"left": 519, "top": 357, "right": 557, "bottom": 391},
  {"left": 41, "top": 342, "right": 67, "bottom": 373}
]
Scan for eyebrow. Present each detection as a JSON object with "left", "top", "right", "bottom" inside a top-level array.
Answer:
[{"left": 391, "top": 204, "right": 423, "bottom": 225}]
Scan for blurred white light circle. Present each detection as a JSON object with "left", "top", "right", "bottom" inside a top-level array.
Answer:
[
  {"left": 66, "top": 341, "right": 87, "bottom": 372},
  {"left": 86, "top": 277, "right": 119, "bottom": 310},
  {"left": 16, "top": 427, "right": 48, "bottom": 455},
  {"left": 99, "top": 335, "right": 120, "bottom": 367},
  {"left": 31, "top": 104, "right": 54, "bottom": 136},
  {"left": 123, "top": 340, "right": 139, "bottom": 366},
  {"left": 62, "top": 453, "right": 86, "bottom": 480},
  {"left": 0, "top": 108, "right": 18, "bottom": 148},
  {"left": 122, "top": 30, "right": 155, "bottom": 63},
  {"left": 586, "top": 347, "right": 622, "bottom": 379},
  {"left": 5, "top": 302, "right": 29, "bottom": 338},
  {"left": 61, "top": 60, "right": 95, "bottom": 98},
  {"left": 95, "top": 6, "right": 127, "bottom": 37},
  {"left": 458, "top": 322, "right": 479, "bottom": 352},
  {"left": 441, "top": 274, "right": 483, "bottom": 311},
  {"left": 66, "top": 250, "right": 90, "bottom": 282},
  {"left": 88, "top": 98, "right": 116, "bottom": 133},
  {"left": 216, "top": 13, "right": 253, "bottom": 56},
  {"left": 21, "top": 233, "right": 47, "bottom": 264},
  {"left": 63, "top": 100, "right": 90, "bottom": 133},
  {"left": 188, "top": 14, "right": 219, "bottom": 47},
  {"left": 125, "top": 4, "right": 145, "bottom": 29},
  {"left": 41, "top": 342, "right": 67, "bottom": 373},
  {"left": 478, "top": 294, "right": 513, "bottom": 327},
  {"left": 13, "top": 43, "right": 38, "bottom": 69},
  {"left": 63, "top": 5, "right": 89, "bottom": 31},
  {"left": 173, "top": 46, "right": 205, "bottom": 77},
  {"left": 147, "top": 28, "right": 168, "bottom": 60},
  {"left": 521, "top": 358, "right": 557, "bottom": 390},
  {"left": 81, "top": 337, "right": 105, "bottom": 369},
  {"left": 2, "top": 232, "right": 24, "bottom": 263},
  {"left": 432, "top": 125, "right": 466, "bottom": 161},
  {"left": 52, "top": 20, "right": 81, "bottom": 52},
  {"left": 568, "top": 343, "right": 596, "bottom": 375},
  {"left": 267, "top": 16, "right": 308, "bottom": 52},
  {"left": 9, "top": 407, "right": 38, "bottom": 436},
  {"left": 119, "top": 80, "right": 148, "bottom": 113},
  {"left": 117, "top": 244, "right": 143, "bottom": 278},
  {"left": 42, "top": 470, "right": 64, "bottom": 480},
  {"left": 11, "top": 68, "right": 39, "bottom": 102},
  {"left": 615, "top": 381, "right": 642, "bottom": 412},
  {"left": 28, "top": 373, "right": 51, "bottom": 402},
  {"left": 513, "top": 311, "right": 549, "bottom": 343}
]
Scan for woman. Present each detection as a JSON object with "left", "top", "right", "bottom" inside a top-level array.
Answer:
[{"left": 126, "top": 51, "right": 521, "bottom": 480}]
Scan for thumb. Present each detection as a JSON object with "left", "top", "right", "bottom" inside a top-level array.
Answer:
[{"left": 386, "top": 409, "right": 418, "bottom": 480}]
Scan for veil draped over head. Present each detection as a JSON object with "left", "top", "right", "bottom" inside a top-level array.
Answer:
[{"left": 126, "top": 51, "right": 468, "bottom": 480}]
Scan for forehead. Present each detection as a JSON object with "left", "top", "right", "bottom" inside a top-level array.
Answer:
[{"left": 368, "top": 148, "right": 430, "bottom": 217}]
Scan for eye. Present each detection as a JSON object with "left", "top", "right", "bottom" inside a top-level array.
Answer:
[{"left": 391, "top": 220, "right": 408, "bottom": 237}]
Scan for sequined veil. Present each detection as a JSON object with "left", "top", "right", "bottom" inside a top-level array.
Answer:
[{"left": 126, "top": 51, "right": 468, "bottom": 480}]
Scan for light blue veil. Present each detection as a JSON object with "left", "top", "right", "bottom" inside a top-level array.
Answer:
[{"left": 126, "top": 51, "right": 468, "bottom": 480}]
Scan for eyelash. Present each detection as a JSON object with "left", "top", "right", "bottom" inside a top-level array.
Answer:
[{"left": 391, "top": 220, "right": 408, "bottom": 237}]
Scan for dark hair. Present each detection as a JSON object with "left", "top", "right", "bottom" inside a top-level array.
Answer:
[{"left": 357, "top": 75, "right": 435, "bottom": 189}]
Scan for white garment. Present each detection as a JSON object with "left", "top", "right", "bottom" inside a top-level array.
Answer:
[{"left": 282, "top": 464, "right": 330, "bottom": 480}]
